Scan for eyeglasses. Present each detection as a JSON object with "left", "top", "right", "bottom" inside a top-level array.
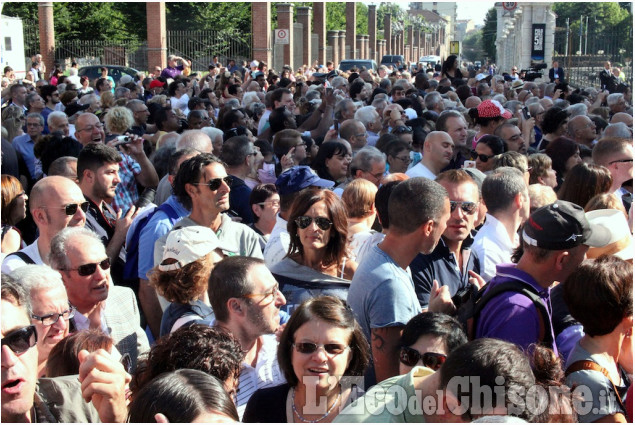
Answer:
[
  {"left": 242, "top": 283, "right": 280, "bottom": 304},
  {"left": 40, "top": 201, "right": 89, "bottom": 216},
  {"left": 192, "top": 176, "right": 233, "bottom": 191},
  {"left": 2, "top": 325, "right": 37, "bottom": 355},
  {"left": 293, "top": 342, "right": 350, "bottom": 356},
  {"left": 608, "top": 158, "right": 633, "bottom": 165},
  {"left": 449, "top": 200, "right": 478, "bottom": 215},
  {"left": 246, "top": 151, "right": 258, "bottom": 157},
  {"left": 394, "top": 155, "right": 411, "bottom": 163},
  {"left": 77, "top": 123, "right": 104, "bottom": 133},
  {"left": 65, "top": 258, "right": 111, "bottom": 277},
  {"left": 399, "top": 347, "right": 447, "bottom": 370},
  {"left": 295, "top": 216, "right": 332, "bottom": 231},
  {"left": 31, "top": 304, "right": 75, "bottom": 326},
  {"left": 26, "top": 122, "right": 43, "bottom": 127},
  {"left": 257, "top": 200, "right": 280, "bottom": 208},
  {"left": 470, "top": 150, "right": 495, "bottom": 162}
]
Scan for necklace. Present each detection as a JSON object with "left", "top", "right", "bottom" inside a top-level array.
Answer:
[{"left": 292, "top": 387, "right": 341, "bottom": 423}]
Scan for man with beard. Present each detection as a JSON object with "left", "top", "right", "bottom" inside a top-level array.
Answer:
[
  {"left": 348, "top": 178, "right": 450, "bottom": 386},
  {"left": 77, "top": 143, "right": 137, "bottom": 285},
  {"left": 208, "top": 256, "right": 287, "bottom": 418},
  {"left": 410, "top": 170, "right": 482, "bottom": 311},
  {"left": 48, "top": 227, "right": 149, "bottom": 372}
]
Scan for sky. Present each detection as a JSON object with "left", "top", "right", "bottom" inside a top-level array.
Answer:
[{"left": 365, "top": 1, "right": 496, "bottom": 26}]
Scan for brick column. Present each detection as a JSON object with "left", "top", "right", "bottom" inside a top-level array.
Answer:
[
  {"left": 338, "top": 30, "right": 346, "bottom": 61},
  {"left": 297, "top": 6, "right": 312, "bottom": 67},
  {"left": 251, "top": 2, "right": 272, "bottom": 66},
  {"left": 378, "top": 40, "right": 383, "bottom": 60},
  {"left": 414, "top": 28, "right": 421, "bottom": 61},
  {"left": 384, "top": 13, "right": 391, "bottom": 54},
  {"left": 313, "top": 2, "right": 326, "bottom": 66},
  {"left": 363, "top": 35, "right": 369, "bottom": 59},
  {"left": 276, "top": 3, "right": 294, "bottom": 70},
  {"left": 356, "top": 35, "right": 363, "bottom": 59},
  {"left": 345, "top": 2, "right": 356, "bottom": 59},
  {"left": 368, "top": 5, "right": 377, "bottom": 62},
  {"left": 328, "top": 30, "right": 339, "bottom": 65},
  {"left": 407, "top": 25, "right": 414, "bottom": 63},
  {"left": 38, "top": 3, "right": 55, "bottom": 74}
]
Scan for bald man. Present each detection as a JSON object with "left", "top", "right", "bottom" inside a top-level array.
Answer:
[
  {"left": 610, "top": 112, "right": 633, "bottom": 128},
  {"left": 567, "top": 115, "right": 597, "bottom": 148},
  {"left": 406, "top": 131, "right": 455, "bottom": 179},
  {"left": 464, "top": 96, "right": 482, "bottom": 108},
  {"left": 2, "top": 176, "right": 87, "bottom": 273}
]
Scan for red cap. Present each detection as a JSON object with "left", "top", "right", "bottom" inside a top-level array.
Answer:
[
  {"left": 476, "top": 100, "right": 512, "bottom": 119},
  {"left": 149, "top": 80, "right": 164, "bottom": 89}
]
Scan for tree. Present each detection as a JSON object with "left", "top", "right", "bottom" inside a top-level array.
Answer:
[
  {"left": 482, "top": 7, "right": 497, "bottom": 62},
  {"left": 462, "top": 31, "right": 484, "bottom": 63}
]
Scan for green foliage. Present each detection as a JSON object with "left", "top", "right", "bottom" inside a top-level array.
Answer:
[
  {"left": 552, "top": 2, "right": 630, "bottom": 34},
  {"left": 482, "top": 7, "right": 497, "bottom": 62},
  {"left": 462, "top": 31, "right": 484, "bottom": 62},
  {"left": 167, "top": 3, "right": 251, "bottom": 35}
]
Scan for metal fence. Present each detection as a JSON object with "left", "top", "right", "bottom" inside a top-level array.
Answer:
[
  {"left": 167, "top": 29, "right": 252, "bottom": 70},
  {"left": 553, "top": 29, "right": 633, "bottom": 89},
  {"left": 54, "top": 40, "right": 149, "bottom": 71},
  {"left": 23, "top": 18, "right": 40, "bottom": 63}
]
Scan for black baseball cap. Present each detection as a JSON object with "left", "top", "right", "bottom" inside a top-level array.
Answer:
[{"left": 522, "top": 201, "right": 610, "bottom": 250}]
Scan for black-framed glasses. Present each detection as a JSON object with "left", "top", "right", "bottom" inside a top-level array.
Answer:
[
  {"left": 394, "top": 155, "right": 411, "bottom": 163},
  {"left": 40, "top": 201, "right": 89, "bottom": 216},
  {"left": 192, "top": 176, "right": 233, "bottom": 191},
  {"left": 470, "top": 150, "right": 495, "bottom": 162},
  {"left": 293, "top": 342, "right": 350, "bottom": 356},
  {"left": 449, "top": 201, "right": 478, "bottom": 215},
  {"left": 66, "top": 258, "right": 111, "bottom": 277},
  {"left": 242, "top": 283, "right": 280, "bottom": 304},
  {"left": 2, "top": 325, "right": 37, "bottom": 355},
  {"left": 399, "top": 347, "right": 447, "bottom": 370},
  {"left": 295, "top": 216, "right": 332, "bottom": 231},
  {"left": 31, "top": 304, "right": 75, "bottom": 326},
  {"left": 609, "top": 158, "right": 633, "bottom": 165}
]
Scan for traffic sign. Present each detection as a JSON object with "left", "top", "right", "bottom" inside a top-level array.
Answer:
[
  {"left": 503, "top": 2, "right": 517, "bottom": 11},
  {"left": 275, "top": 29, "right": 289, "bottom": 45}
]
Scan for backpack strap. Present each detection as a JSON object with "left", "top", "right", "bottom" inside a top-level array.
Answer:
[
  {"left": 474, "top": 281, "right": 553, "bottom": 346},
  {"left": 565, "top": 360, "right": 627, "bottom": 412},
  {"left": 5, "top": 251, "right": 35, "bottom": 265}
]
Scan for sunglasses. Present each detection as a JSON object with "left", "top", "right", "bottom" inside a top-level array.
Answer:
[
  {"left": 293, "top": 342, "right": 349, "bottom": 356},
  {"left": 66, "top": 258, "right": 111, "bottom": 277},
  {"left": 295, "top": 216, "right": 332, "bottom": 231},
  {"left": 449, "top": 201, "right": 478, "bottom": 215},
  {"left": 31, "top": 304, "right": 76, "bottom": 326},
  {"left": 2, "top": 325, "right": 37, "bottom": 355},
  {"left": 192, "top": 176, "right": 233, "bottom": 191},
  {"left": 399, "top": 347, "right": 447, "bottom": 370},
  {"left": 41, "top": 201, "right": 90, "bottom": 216},
  {"left": 470, "top": 150, "right": 495, "bottom": 162}
]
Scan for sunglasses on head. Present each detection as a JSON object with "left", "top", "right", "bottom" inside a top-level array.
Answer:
[
  {"left": 470, "top": 150, "right": 495, "bottom": 162},
  {"left": 399, "top": 347, "right": 447, "bottom": 370},
  {"left": 192, "top": 176, "right": 233, "bottom": 191},
  {"left": 449, "top": 201, "right": 478, "bottom": 215},
  {"left": 293, "top": 342, "right": 349, "bottom": 356},
  {"left": 67, "top": 258, "right": 111, "bottom": 277},
  {"left": 2, "top": 325, "right": 37, "bottom": 355},
  {"left": 41, "top": 201, "right": 90, "bottom": 216},
  {"left": 295, "top": 216, "right": 332, "bottom": 231}
]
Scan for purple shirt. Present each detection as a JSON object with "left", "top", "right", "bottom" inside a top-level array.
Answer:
[
  {"left": 475, "top": 264, "right": 558, "bottom": 355},
  {"left": 160, "top": 65, "right": 184, "bottom": 80}
]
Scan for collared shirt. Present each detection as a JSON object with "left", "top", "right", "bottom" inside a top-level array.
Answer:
[
  {"left": 111, "top": 152, "right": 141, "bottom": 214},
  {"left": 475, "top": 263, "right": 558, "bottom": 355},
  {"left": 471, "top": 214, "right": 518, "bottom": 282},
  {"left": 410, "top": 237, "right": 481, "bottom": 309},
  {"left": 12, "top": 133, "right": 42, "bottom": 180},
  {"left": 263, "top": 214, "right": 289, "bottom": 269},
  {"left": 405, "top": 161, "right": 436, "bottom": 180}
]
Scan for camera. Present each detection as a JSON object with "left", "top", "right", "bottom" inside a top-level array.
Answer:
[
  {"left": 520, "top": 63, "right": 547, "bottom": 82},
  {"left": 112, "top": 135, "right": 132, "bottom": 147}
]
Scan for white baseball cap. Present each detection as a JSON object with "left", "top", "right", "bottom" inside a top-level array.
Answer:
[{"left": 159, "top": 226, "right": 233, "bottom": 272}]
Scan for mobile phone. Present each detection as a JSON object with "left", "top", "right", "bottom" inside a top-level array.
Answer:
[
  {"left": 463, "top": 160, "right": 476, "bottom": 169},
  {"left": 333, "top": 119, "right": 339, "bottom": 133},
  {"left": 522, "top": 106, "right": 530, "bottom": 120},
  {"left": 112, "top": 135, "right": 132, "bottom": 147}
]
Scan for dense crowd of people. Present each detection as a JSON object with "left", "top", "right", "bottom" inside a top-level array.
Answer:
[{"left": 1, "top": 52, "right": 633, "bottom": 422}]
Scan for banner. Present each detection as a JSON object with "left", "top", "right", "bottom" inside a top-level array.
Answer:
[{"left": 531, "top": 24, "right": 546, "bottom": 62}]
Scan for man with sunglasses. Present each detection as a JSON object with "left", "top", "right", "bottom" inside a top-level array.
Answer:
[
  {"left": 1, "top": 275, "right": 130, "bottom": 423},
  {"left": 2, "top": 176, "right": 87, "bottom": 274},
  {"left": 592, "top": 137, "right": 633, "bottom": 212},
  {"left": 208, "top": 256, "right": 287, "bottom": 418},
  {"left": 410, "top": 170, "right": 482, "bottom": 311},
  {"left": 48, "top": 227, "right": 149, "bottom": 372}
]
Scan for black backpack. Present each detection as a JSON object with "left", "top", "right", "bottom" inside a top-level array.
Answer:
[{"left": 456, "top": 280, "right": 553, "bottom": 346}]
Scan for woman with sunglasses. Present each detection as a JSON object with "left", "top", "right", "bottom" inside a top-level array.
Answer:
[
  {"left": 1, "top": 175, "right": 28, "bottom": 255},
  {"left": 472, "top": 134, "right": 507, "bottom": 173},
  {"left": 399, "top": 312, "right": 467, "bottom": 375},
  {"left": 269, "top": 189, "right": 357, "bottom": 314},
  {"left": 243, "top": 296, "right": 369, "bottom": 423}
]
